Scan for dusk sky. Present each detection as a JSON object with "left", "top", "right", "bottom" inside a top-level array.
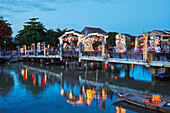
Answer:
[{"left": 1, "top": 0, "right": 170, "bottom": 36}]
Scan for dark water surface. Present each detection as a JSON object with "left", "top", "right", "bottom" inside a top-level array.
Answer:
[{"left": 0, "top": 61, "right": 169, "bottom": 113}]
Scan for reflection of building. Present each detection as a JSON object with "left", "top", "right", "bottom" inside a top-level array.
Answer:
[{"left": 116, "top": 106, "right": 126, "bottom": 113}]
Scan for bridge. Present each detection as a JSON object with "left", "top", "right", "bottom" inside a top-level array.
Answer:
[{"left": 20, "top": 50, "right": 170, "bottom": 68}]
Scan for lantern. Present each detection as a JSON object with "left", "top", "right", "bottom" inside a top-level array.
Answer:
[
  {"left": 106, "top": 42, "right": 108, "bottom": 45},
  {"left": 99, "top": 45, "right": 102, "bottom": 49},
  {"left": 99, "top": 39, "right": 102, "bottom": 42},
  {"left": 141, "top": 48, "right": 144, "bottom": 51},
  {"left": 141, "top": 37, "right": 145, "bottom": 40},
  {"left": 141, "top": 43, "right": 145, "bottom": 46},
  {"left": 137, "top": 49, "right": 139, "bottom": 51},
  {"left": 138, "top": 41, "right": 140, "bottom": 44},
  {"left": 137, "top": 46, "right": 140, "bottom": 48}
]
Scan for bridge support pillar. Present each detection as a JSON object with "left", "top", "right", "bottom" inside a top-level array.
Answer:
[
  {"left": 78, "top": 62, "right": 82, "bottom": 67},
  {"left": 165, "top": 68, "right": 170, "bottom": 72},
  {"left": 31, "top": 58, "right": 34, "bottom": 62},
  {"left": 40, "top": 59, "right": 43, "bottom": 63},
  {"left": 51, "top": 59, "right": 54, "bottom": 63},
  {"left": 125, "top": 64, "right": 130, "bottom": 78}
]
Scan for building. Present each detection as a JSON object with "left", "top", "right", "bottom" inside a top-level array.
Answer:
[
  {"left": 81, "top": 27, "right": 107, "bottom": 36},
  {"left": 147, "top": 30, "right": 170, "bottom": 43},
  {"left": 121, "top": 33, "right": 136, "bottom": 42}
]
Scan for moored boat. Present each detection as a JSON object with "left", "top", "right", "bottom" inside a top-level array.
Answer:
[
  {"left": 111, "top": 89, "right": 170, "bottom": 112},
  {"left": 0, "top": 55, "right": 13, "bottom": 64},
  {"left": 154, "top": 72, "right": 170, "bottom": 80}
]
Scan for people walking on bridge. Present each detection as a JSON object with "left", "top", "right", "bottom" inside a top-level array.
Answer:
[
  {"left": 164, "top": 43, "right": 169, "bottom": 61},
  {"left": 155, "top": 44, "right": 161, "bottom": 61}
]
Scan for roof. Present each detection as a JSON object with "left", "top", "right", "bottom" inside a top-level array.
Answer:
[
  {"left": 121, "top": 33, "right": 136, "bottom": 39},
  {"left": 82, "top": 27, "right": 107, "bottom": 34},
  {"left": 147, "top": 30, "right": 170, "bottom": 35}
]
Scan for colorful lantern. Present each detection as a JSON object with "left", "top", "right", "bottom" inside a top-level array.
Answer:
[
  {"left": 99, "top": 45, "right": 102, "bottom": 49},
  {"left": 141, "top": 43, "right": 145, "bottom": 46},
  {"left": 137, "top": 46, "right": 140, "bottom": 48},
  {"left": 138, "top": 41, "right": 140, "bottom": 44},
  {"left": 106, "top": 42, "right": 108, "bottom": 45},
  {"left": 99, "top": 39, "right": 102, "bottom": 42},
  {"left": 141, "top": 37, "right": 145, "bottom": 40},
  {"left": 141, "top": 48, "right": 144, "bottom": 51}
]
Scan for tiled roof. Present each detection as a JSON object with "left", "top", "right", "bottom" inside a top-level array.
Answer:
[{"left": 83, "top": 27, "right": 107, "bottom": 34}]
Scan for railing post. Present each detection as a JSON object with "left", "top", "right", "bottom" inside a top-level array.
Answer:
[{"left": 60, "top": 43, "right": 63, "bottom": 60}]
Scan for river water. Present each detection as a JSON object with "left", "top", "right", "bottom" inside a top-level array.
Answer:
[{"left": 0, "top": 61, "right": 169, "bottom": 113}]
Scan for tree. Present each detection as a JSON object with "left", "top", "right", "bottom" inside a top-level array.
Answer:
[
  {"left": 15, "top": 18, "right": 46, "bottom": 46},
  {"left": 0, "top": 16, "right": 13, "bottom": 49},
  {"left": 107, "top": 32, "right": 118, "bottom": 46}
]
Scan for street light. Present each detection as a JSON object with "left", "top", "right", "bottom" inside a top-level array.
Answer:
[{"left": 4, "top": 41, "right": 6, "bottom": 56}]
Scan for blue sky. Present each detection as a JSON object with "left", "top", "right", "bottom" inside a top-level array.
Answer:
[{"left": 1, "top": 0, "right": 170, "bottom": 36}]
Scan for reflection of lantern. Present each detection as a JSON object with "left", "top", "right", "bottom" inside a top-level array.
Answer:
[
  {"left": 141, "top": 48, "right": 144, "bottom": 51},
  {"left": 99, "top": 39, "right": 102, "bottom": 42},
  {"left": 141, "top": 43, "right": 145, "bottom": 46},
  {"left": 141, "top": 37, "right": 145, "bottom": 40}
]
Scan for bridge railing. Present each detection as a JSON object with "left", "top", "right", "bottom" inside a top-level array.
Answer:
[
  {"left": 63, "top": 50, "right": 79, "bottom": 57},
  {"left": 82, "top": 50, "right": 102, "bottom": 57},
  {"left": 81, "top": 50, "right": 170, "bottom": 62}
]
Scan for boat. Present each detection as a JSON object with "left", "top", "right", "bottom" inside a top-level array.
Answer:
[
  {"left": 111, "top": 89, "right": 170, "bottom": 112},
  {"left": 75, "top": 66, "right": 103, "bottom": 71},
  {"left": 154, "top": 72, "right": 170, "bottom": 80},
  {"left": 0, "top": 55, "right": 13, "bottom": 64},
  {"left": 112, "top": 99, "right": 161, "bottom": 113}
]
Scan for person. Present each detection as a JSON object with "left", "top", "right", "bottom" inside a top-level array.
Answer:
[
  {"left": 155, "top": 44, "right": 161, "bottom": 61},
  {"left": 164, "top": 43, "right": 169, "bottom": 61},
  {"left": 160, "top": 44, "right": 165, "bottom": 61}
]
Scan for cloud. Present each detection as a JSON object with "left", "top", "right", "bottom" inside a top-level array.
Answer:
[{"left": 0, "top": 0, "right": 56, "bottom": 13}]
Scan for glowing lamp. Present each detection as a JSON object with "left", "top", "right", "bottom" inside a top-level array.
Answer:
[
  {"left": 106, "top": 42, "right": 108, "bottom": 45},
  {"left": 141, "top": 43, "right": 145, "bottom": 46},
  {"left": 137, "top": 49, "right": 139, "bottom": 51},
  {"left": 141, "top": 37, "right": 145, "bottom": 40},
  {"left": 100, "top": 98, "right": 102, "bottom": 101},
  {"left": 138, "top": 41, "right": 140, "bottom": 44},
  {"left": 99, "top": 39, "right": 102, "bottom": 42},
  {"left": 141, "top": 48, "right": 144, "bottom": 51},
  {"left": 99, "top": 45, "right": 102, "bottom": 49},
  {"left": 137, "top": 46, "right": 140, "bottom": 48},
  {"left": 31, "top": 45, "right": 34, "bottom": 47},
  {"left": 115, "top": 77, "right": 117, "bottom": 80}
]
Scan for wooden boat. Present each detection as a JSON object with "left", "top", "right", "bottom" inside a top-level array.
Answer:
[
  {"left": 76, "top": 66, "right": 103, "bottom": 71},
  {"left": 112, "top": 100, "right": 161, "bottom": 113},
  {"left": 0, "top": 56, "right": 13, "bottom": 64},
  {"left": 111, "top": 89, "right": 170, "bottom": 112},
  {"left": 154, "top": 72, "right": 170, "bottom": 80}
]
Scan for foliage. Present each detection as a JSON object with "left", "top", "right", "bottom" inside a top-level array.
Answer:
[
  {"left": 15, "top": 18, "right": 47, "bottom": 46},
  {"left": 107, "top": 32, "right": 118, "bottom": 46},
  {"left": 0, "top": 16, "right": 13, "bottom": 48},
  {"left": 44, "top": 28, "right": 68, "bottom": 46}
]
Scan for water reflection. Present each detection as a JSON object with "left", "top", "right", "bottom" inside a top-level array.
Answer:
[
  {"left": 0, "top": 71, "right": 14, "bottom": 97},
  {"left": 0, "top": 62, "right": 169, "bottom": 113}
]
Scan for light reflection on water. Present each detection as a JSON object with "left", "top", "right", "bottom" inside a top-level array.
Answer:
[{"left": 0, "top": 62, "right": 169, "bottom": 113}]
